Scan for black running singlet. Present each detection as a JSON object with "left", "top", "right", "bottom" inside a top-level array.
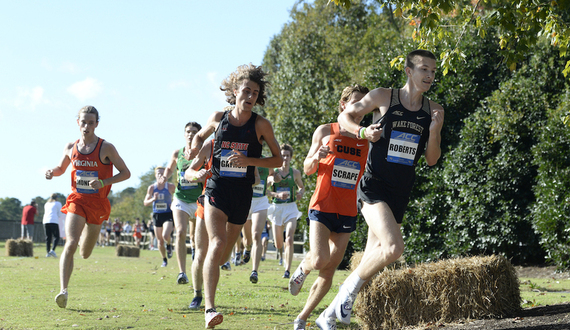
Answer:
[
  {"left": 366, "top": 88, "right": 432, "bottom": 195},
  {"left": 211, "top": 110, "right": 263, "bottom": 185}
]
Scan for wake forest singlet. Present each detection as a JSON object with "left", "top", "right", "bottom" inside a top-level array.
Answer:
[
  {"left": 366, "top": 88, "right": 432, "bottom": 196},
  {"left": 309, "top": 123, "right": 369, "bottom": 217},
  {"left": 174, "top": 148, "right": 203, "bottom": 203},
  {"left": 152, "top": 183, "right": 172, "bottom": 214},
  {"left": 70, "top": 138, "right": 113, "bottom": 198},
  {"left": 211, "top": 110, "right": 262, "bottom": 185}
]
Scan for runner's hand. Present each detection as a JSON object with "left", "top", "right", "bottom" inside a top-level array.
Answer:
[
  {"left": 317, "top": 145, "right": 331, "bottom": 160},
  {"left": 365, "top": 123, "right": 383, "bottom": 142},
  {"left": 45, "top": 169, "right": 53, "bottom": 180},
  {"left": 228, "top": 149, "right": 248, "bottom": 167}
]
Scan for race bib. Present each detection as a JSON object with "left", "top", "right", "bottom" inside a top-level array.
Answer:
[
  {"left": 387, "top": 130, "right": 420, "bottom": 166},
  {"left": 220, "top": 149, "right": 248, "bottom": 178},
  {"left": 179, "top": 171, "right": 198, "bottom": 190},
  {"left": 253, "top": 180, "right": 265, "bottom": 197},
  {"left": 276, "top": 186, "right": 291, "bottom": 202},
  {"left": 76, "top": 170, "right": 97, "bottom": 194},
  {"left": 331, "top": 158, "right": 361, "bottom": 190},
  {"left": 155, "top": 202, "right": 167, "bottom": 211}
]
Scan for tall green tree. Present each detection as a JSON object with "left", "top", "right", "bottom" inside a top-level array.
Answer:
[{"left": 0, "top": 197, "right": 22, "bottom": 221}]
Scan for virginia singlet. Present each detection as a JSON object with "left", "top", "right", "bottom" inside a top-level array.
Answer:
[
  {"left": 210, "top": 110, "right": 262, "bottom": 185},
  {"left": 309, "top": 123, "right": 368, "bottom": 217},
  {"left": 366, "top": 88, "right": 432, "bottom": 195},
  {"left": 70, "top": 138, "right": 113, "bottom": 198}
]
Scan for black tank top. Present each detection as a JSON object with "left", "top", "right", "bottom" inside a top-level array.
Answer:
[
  {"left": 366, "top": 88, "right": 432, "bottom": 196},
  {"left": 211, "top": 110, "right": 263, "bottom": 185}
]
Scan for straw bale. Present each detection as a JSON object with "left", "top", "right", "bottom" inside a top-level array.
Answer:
[
  {"left": 353, "top": 255, "right": 521, "bottom": 330},
  {"left": 19, "top": 239, "right": 34, "bottom": 257},
  {"left": 116, "top": 245, "right": 126, "bottom": 257},
  {"left": 6, "top": 239, "right": 21, "bottom": 256},
  {"left": 128, "top": 246, "right": 140, "bottom": 258},
  {"left": 116, "top": 245, "right": 139, "bottom": 257}
]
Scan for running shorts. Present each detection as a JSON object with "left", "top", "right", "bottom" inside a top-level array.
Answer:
[
  {"left": 308, "top": 209, "right": 357, "bottom": 233},
  {"left": 357, "top": 172, "right": 410, "bottom": 224},
  {"left": 205, "top": 178, "right": 252, "bottom": 225},
  {"left": 247, "top": 196, "right": 270, "bottom": 219},
  {"left": 153, "top": 211, "right": 174, "bottom": 227},
  {"left": 172, "top": 196, "right": 197, "bottom": 219},
  {"left": 268, "top": 202, "right": 301, "bottom": 227},
  {"left": 61, "top": 192, "right": 110, "bottom": 225}
]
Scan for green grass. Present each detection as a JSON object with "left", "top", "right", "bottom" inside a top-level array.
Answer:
[
  {"left": 0, "top": 242, "right": 357, "bottom": 329},
  {"left": 3, "top": 242, "right": 570, "bottom": 330}
]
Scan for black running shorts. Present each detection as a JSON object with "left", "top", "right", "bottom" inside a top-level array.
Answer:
[
  {"left": 153, "top": 212, "right": 174, "bottom": 227},
  {"left": 205, "top": 178, "right": 253, "bottom": 225},
  {"left": 308, "top": 209, "right": 356, "bottom": 233},
  {"left": 357, "top": 172, "right": 410, "bottom": 224}
]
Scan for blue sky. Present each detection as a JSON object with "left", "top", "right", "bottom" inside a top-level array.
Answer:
[{"left": 0, "top": 1, "right": 298, "bottom": 205}]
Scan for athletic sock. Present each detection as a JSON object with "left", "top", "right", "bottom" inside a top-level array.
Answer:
[
  {"left": 344, "top": 271, "right": 365, "bottom": 294},
  {"left": 163, "top": 258, "right": 167, "bottom": 262},
  {"left": 195, "top": 290, "right": 202, "bottom": 297},
  {"left": 205, "top": 308, "right": 216, "bottom": 314}
]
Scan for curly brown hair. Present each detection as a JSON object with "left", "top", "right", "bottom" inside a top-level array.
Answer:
[{"left": 220, "top": 63, "right": 269, "bottom": 106}]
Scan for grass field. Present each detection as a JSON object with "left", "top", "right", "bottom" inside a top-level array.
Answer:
[{"left": 1, "top": 242, "right": 569, "bottom": 330}]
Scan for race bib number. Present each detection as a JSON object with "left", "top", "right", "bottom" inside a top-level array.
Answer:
[
  {"left": 387, "top": 130, "right": 420, "bottom": 166},
  {"left": 76, "top": 170, "right": 97, "bottom": 194},
  {"left": 155, "top": 202, "right": 167, "bottom": 211},
  {"left": 253, "top": 180, "right": 265, "bottom": 197},
  {"left": 179, "top": 171, "right": 198, "bottom": 190},
  {"left": 331, "top": 158, "right": 361, "bottom": 190},
  {"left": 220, "top": 149, "right": 248, "bottom": 178},
  {"left": 276, "top": 186, "right": 291, "bottom": 202}
]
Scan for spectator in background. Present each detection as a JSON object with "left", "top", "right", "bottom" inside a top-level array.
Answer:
[
  {"left": 123, "top": 221, "right": 132, "bottom": 234},
  {"left": 43, "top": 193, "right": 62, "bottom": 257},
  {"left": 112, "top": 218, "right": 123, "bottom": 246},
  {"left": 21, "top": 201, "right": 38, "bottom": 241}
]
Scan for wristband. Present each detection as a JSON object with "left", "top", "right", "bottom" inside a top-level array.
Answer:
[
  {"left": 99, "top": 179, "right": 105, "bottom": 187},
  {"left": 359, "top": 127, "right": 366, "bottom": 139},
  {"left": 354, "top": 126, "right": 362, "bottom": 136}
]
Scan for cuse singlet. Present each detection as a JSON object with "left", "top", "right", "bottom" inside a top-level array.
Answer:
[
  {"left": 366, "top": 88, "right": 432, "bottom": 195},
  {"left": 211, "top": 110, "right": 262, "bottom": 185},
  {"left": 309, "top": 123, "right": 369, "bottom": 217},
  {"left": 70, "top": 138, "right": 113, "bottom": 198}
]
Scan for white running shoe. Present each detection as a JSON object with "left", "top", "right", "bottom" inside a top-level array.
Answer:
[
  {"left": 334, "top": 285, "right": 357, "bottom": 325},
  {"left": 205, "top": 310, "right": 223, "bottom": 328},
  {"left": 316, "top": 311, "right": 337, "bottom": 330},
  {"left": 49, "top": 250, "right": 57, "bottom": 257},
  {"left": 55, "top": 291, "right": 68, "bottom": 308},
  {"left": 289, "top": 261, "right": 307, "bottom": 296},
  {"left": 177, "top": 272, "right": 189, "bottom": 284},
  {"left": 293, "top": 318, "right": 307, "bottom": 330}
]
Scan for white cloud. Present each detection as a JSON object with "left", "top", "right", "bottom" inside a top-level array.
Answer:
[
  {"left": 67, "top": 77, "right": 103, "bottom": 102},
  {"left": 13, "top": 86, "right": 49, "bottom": 110},
  {"left": 168, "top": 80, "right": 192, "bottom": 89}
]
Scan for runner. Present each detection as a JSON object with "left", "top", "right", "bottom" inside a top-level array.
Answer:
[
  {"left": 184, "top": 138, "right": 214, "bottom": 311},
  {"left": 267, "top": 143, "right": 305, "bottom": 279},
  {"left": 45, "top": 105, "right": 131, "bottom": 308},
  {"left": 246, "top": 167, "right": 273, "bottom": 283},
  {"left": 187, "top": 63, "right": 283, "bottom": 328},
  {"left": 287, "top": 84, "right": 370, "bottom": 330},
  {"left": 132, "top": 218, "right": 144, "bottom": 248},
  {"left": 143, "top": 166, "right": 175, "bottom": 267},
  {"left": 319, "top": 50, "right": 444, "bottom": 329},
  {"left": 163, "top": 122, "right": 203, "bottom": 284},
  {"left": 112, "top": 218, "right": 122, "bottom": 246}
]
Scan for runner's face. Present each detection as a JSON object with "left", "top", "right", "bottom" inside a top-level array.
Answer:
[
  {"left": 155, "top": 169, "right": 165, "bottom": 181},
  {"left": 281, "top": 150, "right": 292, "bottom": 166},
  {"left": 234, "top": 79, "right": 259, "bottom": 111},
  {"left": 77, "top": 113, "right": 98, "bottom": 137},
  {"left": 184, "top": 125, "right": 199, "bottom": 144},
  {"left": 408, "top": 56, "right": 436, "bottom": 92}
]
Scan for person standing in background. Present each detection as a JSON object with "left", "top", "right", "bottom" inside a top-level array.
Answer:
[
  {"left": 21, "top": 201, "right": 38, "bottom": 241},
  {"left": 43, "top": 193, "right": 63, "bottom": 257}
]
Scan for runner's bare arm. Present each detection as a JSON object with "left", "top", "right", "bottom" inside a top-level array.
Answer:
[
  {"left": 248, "top": 116, "right": 283, "bottom": 169},
  {"left": 188, "top": 111, "right": 223, "bottom": 160},
  {"left": 304, "top": 124, "right": 331, "bottom": 176},
  {"left": 92, "top": 141, "right": 131, "bottom": 189},
  {"left": 425, "top": 101, "right": 444, "bottom": 166},
  {"left": 45, "top": 142, "right": 73, "bottom": 180},
  {"left": 143, "top": 185, "right": 156, "bottom": 207},
  {"left": 339, "top": 88, "right": 390, "bottom": 142},
  {"left": 185, "top": 139, "right": 212, "bottom": 183},
  {"left": 294, "top": 169, "right": 305, "bottom": 200},
  {"left": 163, "top": 149, "right": 179, "bottom": 181}
]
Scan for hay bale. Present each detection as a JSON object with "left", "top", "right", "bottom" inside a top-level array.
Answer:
[
  {"left": 19, "top": 239, "right": 34, "bottom": 257},
  {"left": 116, "top": 245, "right": 139, "bottom": 258},
  {"left": 116, "top": 244, "right": 126, "bottom": 257},
  {"left": 353, "top": 255, "right": 521, "bottom": 330},
  {"left": 128, "top": 246, "right": 140, "bottom": 258},
  {"left": 6, "top": 239, "right": 21, "bottom": 256}
]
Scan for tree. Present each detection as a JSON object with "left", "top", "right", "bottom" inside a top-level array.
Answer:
[{"left": 0, "top": 197, "right": 22, "bottom": 221}]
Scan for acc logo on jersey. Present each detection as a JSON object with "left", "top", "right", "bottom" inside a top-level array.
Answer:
[
  {"left": 336, "top": 159, "right": 359, "bottom": 169},
  {"left": 393, "top": 132, "right": 420, "bottom": 143}
]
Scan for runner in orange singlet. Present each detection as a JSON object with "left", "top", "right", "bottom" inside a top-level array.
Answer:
[{"left": 45, "top": 105, "right": 131, "bottom": 309}]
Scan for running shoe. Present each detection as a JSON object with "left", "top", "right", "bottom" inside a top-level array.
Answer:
[
  {"left": 283, "top": 270, "right": 290, "bottom": 279},
  {"left": 242, "top": 250, "right": 251, "bottom": 264},
  {"left": 177, "top": 272, "right": 189, "bottom": 285},
  {"left": 166, "top": 244, "right": 173, "bottom": 259},
  {"left": 316, "top": 311, "right": 337, "bottom": 330},
  {"left": 49, "top": 250, "right": 57, "bottom": 257},
  {"left": 55, "top": 291, "right": 68, "bottom": 308},
  {"left": 334, "top": 285, "right": 357, "bottom": 325},
  {"left": 221, "top": 262, "right": 231, "bottom": 271},
  {"left": 293, "top": 318, "right": 307, "bottom": 330},
  {"left": 161, "top": 260, "right": 167, "bottom": 267},
  {"left": 249, "top": 270, "right": 258, "bottom": 284},
  {"left": 279, "top": 258, "right": 283, "bottom": 266},
  {"left": 189, "top": 296, "right": 203, "bottom": 310},
  {"left": 261, "top": 255, "right": 265, "bottom": 262},
  {"left": 233, "top": 253, "right": 241, "bottom": 266},
  {"left": 205, "top": 310, "right": 223, "bottom": 328},
  {"left": 289, "top": 261, "right": 307, "bottom": 296},
  {"left": 46, "top": 253, "right": 50, "bottom": 258}
]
